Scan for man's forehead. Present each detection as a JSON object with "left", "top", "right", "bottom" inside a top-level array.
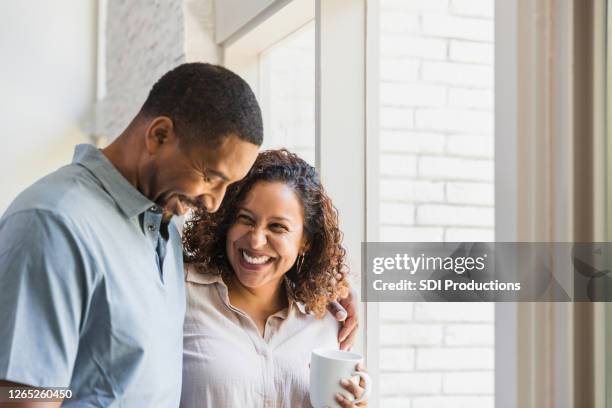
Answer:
[{"left": 192, "top": 136, "right": 258, "bottom": 179}]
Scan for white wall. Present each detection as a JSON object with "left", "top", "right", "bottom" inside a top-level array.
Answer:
[{"left": 0, "top": 1, "right": 96, "bottom": 213}]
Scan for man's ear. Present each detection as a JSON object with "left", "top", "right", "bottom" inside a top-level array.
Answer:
[{"left": 144, "top": 116, "right": 177, "bottom": 154}]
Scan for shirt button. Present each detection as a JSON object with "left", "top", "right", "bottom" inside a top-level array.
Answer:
[
  {"left": 147, "top": 224, "right": 156, "bottom": 232},
  {"left": 150, "top": 205, "right": 159, "bottom": 212}
]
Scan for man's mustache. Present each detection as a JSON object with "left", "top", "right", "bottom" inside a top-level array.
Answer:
[{"left": 158, "top": 195, "right": 207, "bottom": 212}]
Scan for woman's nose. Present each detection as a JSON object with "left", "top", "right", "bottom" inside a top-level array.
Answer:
[{"left": 248, "top": 227, "right": 267, "bottom": 249}]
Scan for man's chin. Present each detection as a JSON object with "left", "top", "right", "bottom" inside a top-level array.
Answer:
[{"left": 164, "top": 196, "right": 198, "bottom": 217}]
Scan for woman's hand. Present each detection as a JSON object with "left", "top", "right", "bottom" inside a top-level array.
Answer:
[
  {"left": 331, "top": 363, "right": 368, "bottom": 408},
  {"left": 328, "top": 283, "right": 358, "bottom": 351}
]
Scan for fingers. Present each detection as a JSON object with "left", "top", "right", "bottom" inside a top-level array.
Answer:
[
  {"left": 334, "top": 392, "right": 354, "bottom": 408},
  {"left": 339, "top": 287, "right": 356, "bottom": 312},
  {"left": 334, "top": 392, "right": 369, "bottom": 408},
  {"left": 355, "top": 363, "right": 368, "bottom": 387},
  {"left": 339, "top": 316, "right": 358, "bottom": 350},
  {"left": 337, "top": 287, "right": 358, "bottom": 347},
  {"left": 332, "top": 368, "right": 370, "bottom": 408},
  {"left": 328, "top": 300, "right": 348, "bottom": 322},
  {"left": 340, "top": 379, "right": 363, "bottom": 399}
]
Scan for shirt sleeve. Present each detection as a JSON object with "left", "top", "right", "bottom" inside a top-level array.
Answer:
[{"left": 0, "top": 209, "right": 93, "bottom": 387}]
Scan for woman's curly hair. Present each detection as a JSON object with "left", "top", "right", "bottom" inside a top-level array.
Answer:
[{"left": 183, "top": 149, "right": 349, "bottom": 318}]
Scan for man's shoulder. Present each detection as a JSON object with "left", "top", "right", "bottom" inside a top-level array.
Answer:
[{"left": 3, "top": 163, "right": 111, "bottom": 220}]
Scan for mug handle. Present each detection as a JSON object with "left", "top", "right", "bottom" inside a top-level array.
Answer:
[{"left": 351, "top": 371, "right": 372, "bottom": 404}]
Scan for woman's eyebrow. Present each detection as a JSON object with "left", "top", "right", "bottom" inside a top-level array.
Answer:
[
  {"left": 269, "top": 216, "right": 292, "bottom": 223},
  {"left": 238, "top": 208, "right": 292, "bottom": 223}
]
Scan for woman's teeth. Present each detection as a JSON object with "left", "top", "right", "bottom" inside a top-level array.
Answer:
[{"left": 242, "top": 250, "right": 271, "bottom": 265}]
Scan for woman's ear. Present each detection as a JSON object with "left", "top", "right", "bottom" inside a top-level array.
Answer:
[{"left": 299, "top": 238, "right": 311, "bottom": 254}]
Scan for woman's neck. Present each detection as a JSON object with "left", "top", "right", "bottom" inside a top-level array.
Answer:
[{"left": 227, "top": 276, "right": 288, "bottom": 319}]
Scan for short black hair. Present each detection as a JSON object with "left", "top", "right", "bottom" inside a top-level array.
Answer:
[{"left": 140, "top": 63, "right": 263, "bottom": 148}]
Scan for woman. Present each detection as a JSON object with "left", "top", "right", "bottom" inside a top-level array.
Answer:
[{"left": 180, "top": 149, "right": 368, "bottom": 407}]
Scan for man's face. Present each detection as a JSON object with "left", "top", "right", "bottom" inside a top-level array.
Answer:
[{"left": 141, "top": 118, "right": 259, "bottom": 216}]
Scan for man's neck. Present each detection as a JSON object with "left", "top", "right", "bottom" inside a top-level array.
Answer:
[{"left": 101, "top": 131, "right": 142, "bottom": 193}]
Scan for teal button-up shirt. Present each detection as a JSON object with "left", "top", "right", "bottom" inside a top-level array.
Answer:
[{"left": 0, "top": 144, "right": 186, "bottom": 406}]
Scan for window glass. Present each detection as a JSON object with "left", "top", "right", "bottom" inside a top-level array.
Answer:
[{"left": 258, "top": 22, "right": 316, "bottom": 166}]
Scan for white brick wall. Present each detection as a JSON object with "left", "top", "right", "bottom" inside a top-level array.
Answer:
[
  {"left": 422, "top": 14, "right": 493, "bottom": 42},
  {"left": 378, "top": 0, "right": 494, "bottom": 405},
  {"left": 416, "top": 348, "right": 494, "bottom": 370},
  {"left": 451, "top": 0, "right": 495, "bottom": 18},
  {"left": 415, "top": 108, "right": 493, "bottom": 133},
  {"left": 381, "top": 324, "right": 444, "bottom": 346},
  {"left": 381, "top": 131, "right": 446, "bottom": 154},
  {"left": 382, "top": 373, "right": 443, "bottom": 395},
  {"left": 101, "top": 0, "right": 218, "bottom": 140},
  {"left": 414, "top": 303, "right": 494, "bottom": 322},
  {"left": 381, "top": 154, "right": 418, "bottom": 177},
  {"left": 442, "top": 372, "right": 494, "bottom": 393},
  {"left": 449, "top": 40, "right": 494, "bottom": 64},
  {"left": 382, "top": 36, "right": 447, "bottom": 59},
  {"left": 412, "top": 396, "right": 494, "bottom": 408},
  {"left": 381, "top": 107, "right": 416, "bottom": 129}
]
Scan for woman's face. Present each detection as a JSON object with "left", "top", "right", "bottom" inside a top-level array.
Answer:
[{"left": 226, "top": 181, "right": 307, "bottom": 290}]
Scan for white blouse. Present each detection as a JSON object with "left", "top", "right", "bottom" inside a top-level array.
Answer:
[{"left": 180, "top": 266, "right": 340, "bottom": 408}]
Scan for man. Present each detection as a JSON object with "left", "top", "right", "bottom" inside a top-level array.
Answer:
[{"left": 0, "top": 63, "right": 356, "bottom": 407}]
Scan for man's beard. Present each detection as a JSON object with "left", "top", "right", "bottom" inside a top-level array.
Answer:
[{"left": 157, "top": 194, "right": 204, "bottom": 218}]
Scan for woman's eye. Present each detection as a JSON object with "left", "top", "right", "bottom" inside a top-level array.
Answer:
[
  {"left": 237, "top": 214, "right": 253, "bottom": 224},
  {"left": 271, "top": 223, "right": 288, "bottom": 232}
]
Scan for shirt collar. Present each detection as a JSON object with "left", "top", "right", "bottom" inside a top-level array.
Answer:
[
  {"left": 185, "top": 264, "right": 309, "bottom": 316},
  {"left": 72, "top": 144, "right": 155, "bottom": 218}
]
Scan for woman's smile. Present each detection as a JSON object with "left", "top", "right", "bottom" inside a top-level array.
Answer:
[{"left": 237, "top": 248, "right": 276, "bottom": 270}]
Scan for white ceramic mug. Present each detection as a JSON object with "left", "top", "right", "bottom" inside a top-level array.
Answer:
[{"left": 309, "top": 348, "right": 372, "bottom": 408}]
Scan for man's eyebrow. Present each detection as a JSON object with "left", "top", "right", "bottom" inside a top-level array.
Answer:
[{"left": 206, "top": 168, "right": 229, "bottom": 181}]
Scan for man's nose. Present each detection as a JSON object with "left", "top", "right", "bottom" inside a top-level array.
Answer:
[
  {"left": 202, "top": 195, "right": 220, "bottom": 213},
  {"left": 201, "top": 185, "right": 228, "bottom": 213}
]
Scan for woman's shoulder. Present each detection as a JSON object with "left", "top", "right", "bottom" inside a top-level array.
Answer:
[{"left": 183, "top": 264, "right": 229, "bottom": 314}]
